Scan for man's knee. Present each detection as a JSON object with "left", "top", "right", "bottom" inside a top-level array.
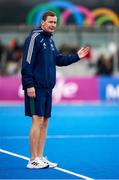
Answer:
[
  {"left": 32, "top": 115, "right": 44, "bottom": 126},
  {"left": 32, "top": 116, "right": 48, "bottom": 129}
]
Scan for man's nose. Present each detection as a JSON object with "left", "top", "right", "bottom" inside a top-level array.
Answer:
[{"left": 52, "top": 22, "right": 56, "bottom": 26}]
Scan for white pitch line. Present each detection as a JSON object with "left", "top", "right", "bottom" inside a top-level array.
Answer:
[
  {"left": 0, "top": 134, "right": 119, "bottom": 140},
  {"left": 0, "top": 148, "right": 94, "bottom": 180},
  {"left": 0, "top": 148, "right": 29, "bottom": 161},
  {"left": 55, "top": 167, "right": 94, "bottom": 180}
]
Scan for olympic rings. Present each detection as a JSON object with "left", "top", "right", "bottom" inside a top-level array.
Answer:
[{"left": 26, "top": 1, "right": 119, "bottom": 27}]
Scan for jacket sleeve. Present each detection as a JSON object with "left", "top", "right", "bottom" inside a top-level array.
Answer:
[
  {"left": 21, "top": 33, "right": 40, "bottom": 90},
  {"left": 55, "top": 49, "right": 80, "bottom": 66}
]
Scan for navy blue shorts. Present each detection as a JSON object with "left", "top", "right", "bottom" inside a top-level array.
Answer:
[{"left": 24, "top": 88, "right": 52, "bottom": 118}]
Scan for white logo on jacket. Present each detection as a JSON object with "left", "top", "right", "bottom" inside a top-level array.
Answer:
[
  {"left": 50, "top": 43, "right": 55, "bottom": 51},
  {"left": 43, "top": 42, "right": 46, "bottom": 49}
]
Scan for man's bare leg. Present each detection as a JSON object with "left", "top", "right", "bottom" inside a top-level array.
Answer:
[
  {"left": 30, "top": 115, "right": 44, "bottom": 159},
  {"left": 37, "top": 118, "right": 48, "bottom": 157}
]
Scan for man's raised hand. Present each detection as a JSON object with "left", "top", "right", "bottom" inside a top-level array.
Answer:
[{"left": 77, "top": 47, "right": 90, "bottom": 59}]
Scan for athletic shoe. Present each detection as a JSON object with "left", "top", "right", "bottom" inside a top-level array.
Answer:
[
  {"left": 41, "top": 157, "right": 58, "bottom": 168},
  {"left": 27, "top": 157, "right": 49, "bottom": 169}
]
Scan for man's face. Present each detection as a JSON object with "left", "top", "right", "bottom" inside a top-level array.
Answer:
[{"left": 41, "top": 16, "right": 57, "bottom": 33}]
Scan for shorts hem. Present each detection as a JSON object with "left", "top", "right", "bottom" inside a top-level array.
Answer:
[{"left": 25, "top": 114, "right": 51, "bottom": 118}]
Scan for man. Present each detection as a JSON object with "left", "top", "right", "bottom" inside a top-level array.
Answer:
[{"left": 21, "top": 11, "right": 89, "bottom": 169}]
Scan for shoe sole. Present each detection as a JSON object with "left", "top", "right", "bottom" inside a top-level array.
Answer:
[
  {"left": 48, "top": 164, "right": 58, "bottom": 168},
  {"left": 27, "top": 164, "right": 49, "bottom": 169}
]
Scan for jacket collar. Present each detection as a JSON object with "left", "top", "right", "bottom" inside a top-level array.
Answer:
[{"left": 33, "top": 27, "right": 53, "bottom": 37}]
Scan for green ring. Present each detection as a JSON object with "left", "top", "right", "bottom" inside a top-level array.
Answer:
[
  {"left": 26, "top": 2, "right": 61, "bottom": 25},
  {"left": 96, "top": 15, "right": 113, "bottom": 25}
]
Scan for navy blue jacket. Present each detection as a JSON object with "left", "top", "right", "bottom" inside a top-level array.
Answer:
[{"left": 21, "top": 28, "right": 80, "bottom": 90}]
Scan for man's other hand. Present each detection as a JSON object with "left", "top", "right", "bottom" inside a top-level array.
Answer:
[{"left": 27, "top": 87, "right": 36, "bottom": 98}]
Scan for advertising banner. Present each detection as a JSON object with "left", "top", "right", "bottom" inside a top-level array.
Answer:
[
  {"left": 1, "top": 76, "right": 119, "bottom": 102},
  {"left": 0, "top": 75, "right": 99, "bottom": 103}
]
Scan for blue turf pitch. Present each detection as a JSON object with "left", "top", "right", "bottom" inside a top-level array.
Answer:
[{"left": 0, "top": 103, "right": 119, "bottom": 179}]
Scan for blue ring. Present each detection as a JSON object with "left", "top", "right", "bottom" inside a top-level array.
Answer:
[{"left": 34, "top": 1, "right": 83, "bottom": 26}]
